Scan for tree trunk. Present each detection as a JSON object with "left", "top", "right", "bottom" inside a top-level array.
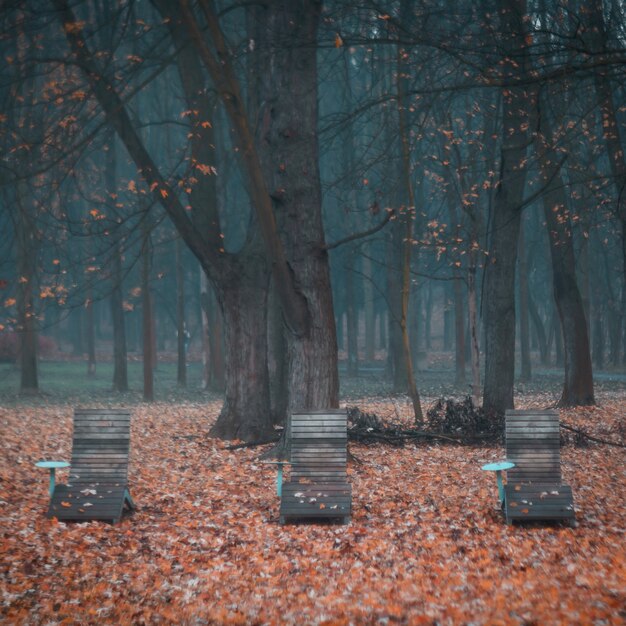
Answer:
[
  {"left": 142, "top": 220, "right": 154, "bottom": 402},
  {"left": 443, "top": 286, "right": 453, "bottom": 352},
  {"left": 268, "top": 278, "right": 288, "bottom": 424},
  {"left": 345, "top": 248, "right": 359, "bottom": 377},
  {"left": 363, "top": 251, "right": 376, "bottom": 362},
  {"left": 111, "top": 247, "right": 128, "bottom": 393},
  {"left": 528, "top": 292, "right": 549, "bottom": 365},
  {"left": 16, "top": 181, "right": 38, "bottom": 393},
  {"left": 446, "top": 191, "right": 466, "bottom": 384},
  {"left": 210, "top": 264, "right": 274, "bottom": 441},
  {"left": 391, "top": 0, "right": 423, "bottom": 422},
  {"left": 387, "top": 226, "right": 406, "bottom": 390},
  {"left": 535, "top": 101, "right": 595, "bottom": 406},
  {"left": 453, "top": 277, "right": 466, "bottom": 384},
  {"left": 86, "top": 285, "right": 96, "bottom": 376},
  {"left": 586, "top": 0, "right": 626, "bottom": 359},
  {"left": 254, "top": 0, "right": 339, "bottom": 413},
  {"left": 175, "top": 236, "right": 186, "bottom": 388},
  {"left": 106, "top": 134, "right": 128, "bottom": 393},
  {"left": 483, "top": 0, "right": 536, "bottom": 415},
  {"left": 518, "top": 219, "right": 531, "bottom": 381},
  {"left": 467, "top": 258, "right": 481, "bottom": 405}
]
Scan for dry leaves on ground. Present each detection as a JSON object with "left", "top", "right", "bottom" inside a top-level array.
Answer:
[{"left": 1, "top": 394, "right": 625, "bottom": 625}]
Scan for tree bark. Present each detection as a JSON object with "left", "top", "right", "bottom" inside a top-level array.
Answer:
[
  {"left": 345, "top": 248, "right": 359, "bottom": 377},
  {"left": 528, "top": 291, "right": 549, "bottom": 365},
  {"left": 387, "top": 225, "right": 407, "bottom": 390},
  {"left": 175, "top": 236, "right": 186, "bottom": 388},
  {"left": 210, "top": 261, "right": 273, "bottom": 441},
  {"left": 142, "top": 219, "right": 154, "bottom": 402},
  {"left": 16, "top": 180, "right": 38, "bottom": 393},
  {"left": 395, "top": 0, "right": 423, "bottom": 423},
  {"left": 253, "top": 0, "right": 339, "bottom": 413},
  {"left": 518, "top": 218, "right": 531, "bottom": 381},
  {"left": 586, "top": 0, "right": 626, "bottom": 359},
  {"left": 542, "top": 190, "right": 594, "bottom": 405},
  {"left": 363, "top": 251, "right": 376, "bottom": 361},
  {"left": 534, "top": 97, "right": 595, "bottom": 406},
  {"left": 106, "top": 134, "right": 128, "bottom": 393},
  {"left": 483, "top": 0, "right": 536, "bottom": 415},
  {"left": 85, "top": 285, "right": 96, "bottom": 376}
]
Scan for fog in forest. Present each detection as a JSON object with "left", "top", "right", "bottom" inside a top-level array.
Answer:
[{"left": 1, "top": 0, "right": 625, "bottom": 441}]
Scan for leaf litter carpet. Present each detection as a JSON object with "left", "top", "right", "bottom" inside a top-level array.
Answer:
[{"left": 1, "top": 395, "right": 624, "bottom": 624}]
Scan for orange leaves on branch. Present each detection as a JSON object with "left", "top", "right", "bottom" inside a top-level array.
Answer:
[
  {"left": 334, "top": 33, "right": 343, "bottom": 48},
  {"left": 63, "top": 21, "right": 85, "bottom": 34},
  {"left": 195, "top": 163, "right": 217, "bottom": 176}
]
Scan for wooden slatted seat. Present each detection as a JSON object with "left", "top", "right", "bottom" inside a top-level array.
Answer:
[
  {"left": 47, "top": 409, "right": 135, "bottom": 523},
  {"left": 279, "top": 409, "right": 351, "bottom": 524},
  {"left": 504, "top": 409, "right": 575, "bottom": 525}
]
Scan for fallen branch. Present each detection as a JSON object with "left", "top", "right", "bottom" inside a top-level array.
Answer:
[
  {"left": 225, "top": 436, "right": 280, "bottom": 450},
  {"left": 560, "top": 422, "right": 626, "bottom": 448}
]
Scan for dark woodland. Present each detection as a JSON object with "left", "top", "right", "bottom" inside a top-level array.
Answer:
[{"left": 0, "top": 0, "right": 625, "bottom": 623}]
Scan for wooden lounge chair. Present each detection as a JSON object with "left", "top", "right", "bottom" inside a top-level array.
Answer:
[
  {"left": 279, "top": 409, "right": 351, "bottom": 524},
  {"left": 504, "top": 409, "right": 575, "bottom": 525},
  {"left": 47, "top": 409, "right": 135, "bottom": 523}
]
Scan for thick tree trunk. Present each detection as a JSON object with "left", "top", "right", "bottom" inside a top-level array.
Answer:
[
  {"left": 210, "top": 264, "right": 273, "bottom": 441},
  {"left": 200, "top": 274, "right": 225, "bottom": 392},
  {"left": 483, "top": 0, "right": 536, "bottom": 415},
  {"left": 267, "top": 278, "right": 288, "bottom": 425},
  {"left": 254, "top": 0, "right": 339, "bottom": 413}
]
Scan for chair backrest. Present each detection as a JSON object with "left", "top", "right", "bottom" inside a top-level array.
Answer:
[
  {"left": 505, "top": 409, "right": 561, "bottom": 484},
  {"left": 290, "top": 409, "right": 347, "bottom": 483},
  {"left": 70, "top": 409, "right": 131, "bottom": 482}
]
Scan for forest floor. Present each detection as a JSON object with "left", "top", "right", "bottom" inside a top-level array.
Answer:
[{"left": 0, "top": 366, "right": 625, "bottom": 624}]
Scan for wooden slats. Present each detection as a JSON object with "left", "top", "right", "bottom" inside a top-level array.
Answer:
[
  {"left": 46, "top": 409, "right": 134, "bottom": 524},
  {"left": 503, "top": 410, "right": 575, "bottom": 525},
  {"left": 280, "top": 410, "right": 351, "bottom": 524},
  {"left": 504, "top": 484, "right": 575, "bottom": 522},
  {"left": 48, "top": 482, "right": 128, "bottom": 522}
]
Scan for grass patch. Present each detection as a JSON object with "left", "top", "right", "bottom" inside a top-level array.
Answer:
[{"left": 0, "top": 360, "right": 219, "bottom": 406}]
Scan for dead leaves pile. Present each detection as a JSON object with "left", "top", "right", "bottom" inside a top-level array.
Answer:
[{"left": 1, "top": 394, "right": 625, "bottom": 625}]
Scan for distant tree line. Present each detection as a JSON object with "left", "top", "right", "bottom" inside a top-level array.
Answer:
[{"left": 0, "top": 0, "right": 624, "bottom": 440}]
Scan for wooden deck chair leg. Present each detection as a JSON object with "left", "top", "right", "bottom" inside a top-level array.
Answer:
[{"left": 124, "top": 489, "right": 135, "bottom": 511}]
